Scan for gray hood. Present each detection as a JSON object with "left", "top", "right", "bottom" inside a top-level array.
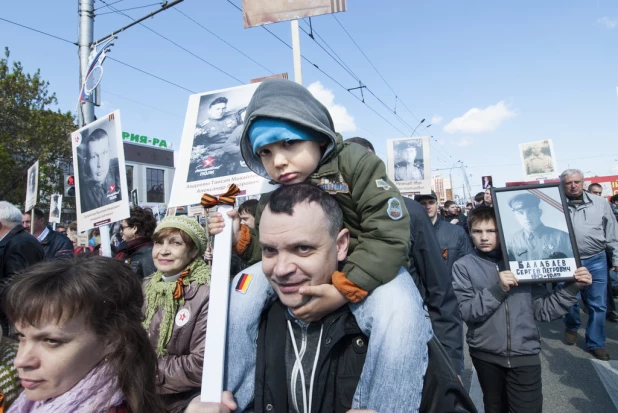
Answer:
[{"left": 240, "top": 78, "right": 337, "bottom": 179}]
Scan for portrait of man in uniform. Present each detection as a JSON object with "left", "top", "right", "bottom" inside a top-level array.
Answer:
[
  {"left": 50, "top": 194, "right": 60, "bottom": 219},
  {"left": 521, "top": 141, "right": 555, "bottom": 177},
  {"left": 77, "top": 128, "right": 122, "bottom": 213},
  {"left": 505, "top": 193, "right": 574, "bottom": 261},
  {"left": 188, "top": 93, "right": 253, "bottom": 182},
  {"left": 394, "top": 140, "right": 424, "bottom": 181}
]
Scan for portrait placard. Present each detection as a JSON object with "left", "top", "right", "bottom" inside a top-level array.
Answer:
[
  {"left": 169, "top": 83, "right": 278, "bottom": 208},
  {"left": 519, "top": 139, "right": 557, "bottom": 180},
  {"left": 242, "top": 0, "right": 347, "bottom": 28},
  {"left": 25, "top": 161, "right": 39, "bottom": 212},
  {"left": 48, "top": 194, "right": 62, "bottom": 223},
  {"left": 492, "top": 183, "right": 581, "bottom": 283},
  {"left": 71, "top": 110, "right": 130, "bottom": 232},
  {"left": 481, "top": 175, "right": 493, "bottom": 190},
  {"left": 386, "top": 136, "right": 431, "bottom": 194}
]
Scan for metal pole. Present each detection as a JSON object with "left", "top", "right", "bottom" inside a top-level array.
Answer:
[
  {"left": 291, "top": 19, "right": 302, "bottom": 85},
  {"left": 78, "top": 0, "right": 95, "bottom": 126},
  {"left": 78, "top": 0, "right": 112, "bottom": 257}
]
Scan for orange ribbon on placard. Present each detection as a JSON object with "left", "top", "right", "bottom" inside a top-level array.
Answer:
[{"left": 200, "top": 184, "right": 241, "bottom": 209}]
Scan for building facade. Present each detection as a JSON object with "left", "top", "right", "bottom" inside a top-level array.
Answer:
[{"left": 124, "top": 142, "right": 175, "bottom": 208}]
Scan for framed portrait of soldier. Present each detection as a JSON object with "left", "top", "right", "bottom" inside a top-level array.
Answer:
[
  {"left": 71, "top": 110, "right": 130, "bottom": 232},
  {"left": 519, "top": 140, "right": 557, "bottom": 180},
  {"left": 49, "top": 194, "right": 62, "bottom": 223},
  {"left": 169, "top": 83, "right": 278, "bottom": 208},
  {"left": 386, "top": 136, "right": 431, "bottom": 194},
  {"left": 482, "top": 175, "right": 493, "bottom": 190},
  {"left": 25, "top": 160, "right": 39, "bottom": 212},
  {"left": 492, "top": 183, "right": 581, "bottom": 283}
]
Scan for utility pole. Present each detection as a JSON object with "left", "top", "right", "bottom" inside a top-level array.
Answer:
[{"left": 78, "top": 0, "right": 95, "bottom": 127}]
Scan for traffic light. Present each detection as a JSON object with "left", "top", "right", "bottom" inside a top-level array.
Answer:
[{"left": 64, "top": 174, "right": 75, "bottom": 197}]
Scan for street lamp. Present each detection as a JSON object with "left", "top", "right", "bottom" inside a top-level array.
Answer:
[{"left": 411, "top": 118, "right": 425, "bottom": 136}]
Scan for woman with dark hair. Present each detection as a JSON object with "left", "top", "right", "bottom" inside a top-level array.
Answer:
[
  {"left": 142, "top": 216, "right": 210, "bottom": 412},
  {"left": 116, "top": 206, "right": 158, "bottom": 278},
  {"left": 3, "top": 255, "right": 165, "bottom": 413}
]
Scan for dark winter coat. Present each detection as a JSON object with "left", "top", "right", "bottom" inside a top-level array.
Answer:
[
  {"left": 253, "top": 300, "right": 367, "bottom": 413},
  {"left": 0, "top": 225, "right": 44, "bottom": 282},
  {"left": 40, "top": 229, "right": 74, "bottom": 260}
]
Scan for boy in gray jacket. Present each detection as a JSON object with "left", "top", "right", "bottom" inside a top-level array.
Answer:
[{"left": 452, "top": 206, "right": 591, "bottom": 413}]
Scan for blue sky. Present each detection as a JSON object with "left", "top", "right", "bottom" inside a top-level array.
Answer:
[{"left": 2, "top": 0, "right": 617, "bottom": 198}]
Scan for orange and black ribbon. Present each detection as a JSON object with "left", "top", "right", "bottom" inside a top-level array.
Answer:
[
  {"left": 201, "top": 184, "right": 241, "bottom": 209},
  {"left": 173, "top": 268, "right": 191, "bottom": 299}
]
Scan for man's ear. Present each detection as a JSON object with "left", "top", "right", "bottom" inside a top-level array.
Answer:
[{"left": 335, "top": 228, "right": 350, "bottom": 262}]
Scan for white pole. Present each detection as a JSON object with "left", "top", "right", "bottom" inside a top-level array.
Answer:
[
  {"left": 291, "top": 19, "right": 303, "bottom": 85},
  {"left": 99, "top": 227, "right": 112, "bottom": 257},
  {"left": 201, "top": 205, "right": 233, "bottom": 402}
]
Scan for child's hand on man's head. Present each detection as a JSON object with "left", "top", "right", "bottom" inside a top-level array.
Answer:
[
  {"left": 208, "top": 210, "right": 241, "bottom": 245},
  {"left": 573, "top": 267, "right": 592, "bottom": 287},
  {"left": 291, "top": 283, "right": 348, "bottom": 323},
  {"left": 498, "top": 271, "right": 518, "bottom": 292}
]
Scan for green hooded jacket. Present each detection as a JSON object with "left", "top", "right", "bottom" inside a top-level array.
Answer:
[{"left": 238, "top": 78, "right": 410, "bottom": 291}]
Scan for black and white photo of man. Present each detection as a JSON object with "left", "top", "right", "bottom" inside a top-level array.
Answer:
[
  {"left": 78, "top": 127, "right": 122, "bottom": 213},
  {"left": 523, "top": 141, "right": 554, "bottom": 175},
  {"left": 25, "top": 161, "right": 39, "bottom": 211},
  {"left": 394, "top": 140, "right": 424, "bottom": 181},
  {"left": 188, "top": 90, "right": 255, "bottom": 182},
  {"left": 50, "top": 195, "right": 60, "bottom": 219},
  {"left": 506, "top": 192, "right": 573, "bottom": 261}
]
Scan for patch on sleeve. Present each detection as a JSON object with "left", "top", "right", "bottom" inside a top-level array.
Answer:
[
  {"left": 375, "top": 179, "right": 392, "bottom": 190},
  {"left": 386, "top": 197, "right": 404, "bottom": 220},
  {"left": 235, "top": 273, "right": 253, "bottom": 294}
]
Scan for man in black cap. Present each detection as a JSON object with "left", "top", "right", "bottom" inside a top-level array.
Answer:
[{"left": 506, "top": 193, "right": 573, "bottom": 261}]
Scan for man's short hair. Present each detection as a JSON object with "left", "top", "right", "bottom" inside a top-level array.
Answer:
[
  {"left": 86, "top": 128, "right": 109, "bottom": 148},
  {"left": 560, "top": 168, "right": 584, "bottom": 180},
  {"left": 210, "top": 97, "right": 228, "bottom": 107},
  {"left": 0, "top": 202, "right": 24, "bottom": 228},
  {"left": 346, "top": 137, "right": 375, "bottom": 153},
  {"left": 611, "top": 194, "right": 618, "bottom": 204},
  {"left": 588, "top": 183, "right": 602, "bottom": 193},
  {"left": 265, "top": 183, "right": 343, "bottom": 238},
  {"left": 466, "top": 203, "right": 473, "bottom": 208},
  {"left": 474, "top": 192, "right": 485, "bottom": 203},
  {"left": 467, "top": 206, "right": 496, "bottom": 233},
  {"left": 238, "top": 199, "right": 258, "bottom": 217},
  {"left": 444, "top": 200, "right": 456, "bottom": 209},
  {"left": 56, "top": 224, "right": 67, "bottom": 231},
  {"left": 30, "top": 208, "right": 45, "bottom": 221}
]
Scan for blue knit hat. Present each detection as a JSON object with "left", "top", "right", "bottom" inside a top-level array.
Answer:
[{"left": 249, "top": 118, "right": 328, "bottom": 154}]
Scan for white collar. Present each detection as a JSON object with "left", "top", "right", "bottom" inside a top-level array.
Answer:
[{"left": 37, "top": 227, "right": 50, "bottom": 242}]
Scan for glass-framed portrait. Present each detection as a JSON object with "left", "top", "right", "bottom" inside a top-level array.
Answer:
[{"left": 492, "top": 183, "right": 581, "bottom": 283}]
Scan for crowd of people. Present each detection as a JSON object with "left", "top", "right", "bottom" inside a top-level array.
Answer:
[{"left": 0, "top": 78, "right": 615, "bottom": 413}]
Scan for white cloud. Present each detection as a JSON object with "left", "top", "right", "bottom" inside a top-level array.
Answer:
[
  {"left": 431, "top": 115, "right": 443, "bottom": 125},
  {"left": 455, "top": 137, "right": 473, "bottom": 147},
  {"left": 443, "top": 101, "right": 515, "bottom": 134},
  {"left": 597, "top": 17, "right": 617, "bottom": 29},
  {"left": 307, "top": 81, "right": 356, "bottom": 133}
]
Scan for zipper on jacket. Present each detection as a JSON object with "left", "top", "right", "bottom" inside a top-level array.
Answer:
[{"left": 496, "top": 264, "right": 511, "bottom": 368}]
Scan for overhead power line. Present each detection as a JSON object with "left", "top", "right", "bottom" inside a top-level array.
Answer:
[
  {"left": 107, "top": 57, "right": 196, "bottom": 93},
  {"left": 174, "top": 8, "right": 275, "bottom": 76},
  {"left": 94, "top": 0, "right": 125, "bottom": 12},
  {"left": 99, "top": 0, "right": 244, "bottom": 83},
  {"left": 0, "top": 17, "right": 77, "bottom": 45},
  {"left": 97, "top": 2, "right": 163, "bottom": 16}
]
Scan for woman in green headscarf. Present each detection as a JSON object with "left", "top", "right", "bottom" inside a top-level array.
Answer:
[{"left": 142, "top": 216, "right": 211, "bottom": 413}]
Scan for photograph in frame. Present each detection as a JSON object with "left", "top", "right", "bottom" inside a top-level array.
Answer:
[
  {"left": 169, "top": 83, "right": 278, "bottom": 208},
  {"left": 71, "top": 110, "right": 130, "bottom": 232},
  {"left": 519, "top": 139, "right": 557, "bottom": 180},
  {"left": 386, "top": 136, "right": 431, "bottom": 195},
  {"left": 25, "top": 160, "right": 39, "bottom": 212},
  {"left": 481, "top": 175, "right": 493, "bottom": 190},
  {"left": 492, "top": 183, "right": 581, "bottom": 283},
  {"left": 48, "top": 194, "right": 62, "bottom": 224}
]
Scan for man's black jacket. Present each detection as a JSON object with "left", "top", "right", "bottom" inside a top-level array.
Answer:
[
  {"left": 40, "top": 229, "right": 74, "bottom": 260},
  {"left": 404, "top": 198, "right": 464, "bottom": 372},
  {"left": 253, "top": 300, "right": 367, "bottom": 413},
  {"left": 0, "top": 225, "right": 44, "bottom": 282}
]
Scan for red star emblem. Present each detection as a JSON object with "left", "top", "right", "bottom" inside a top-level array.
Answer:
[
  {"left": 109, "top": 183, "right": 116, "bottom": 192},
  {"left": 202, "top": 156, "right": 216, "bottom": 167},
  {"left": 179, "top": 313, "right": 186, "bottom": 321}
]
